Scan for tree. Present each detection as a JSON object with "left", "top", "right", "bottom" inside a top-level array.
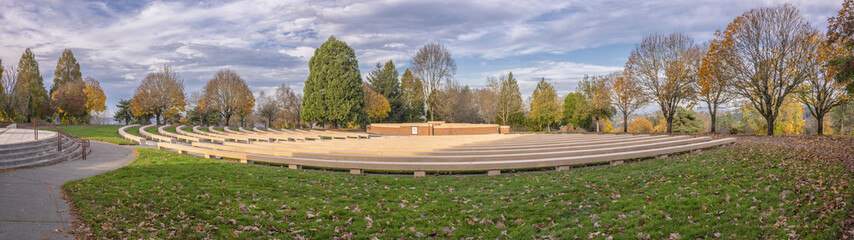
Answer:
[
  {"left": 827, "top": 0, "right": 854, "bottom": 94},
  {"left": 795, "top": 35, "right": 851, "bottom": 135},
  {"left": 831, "top": 101, "right": 854, "bottom": 135},
  {"left": 276, "top": 84, "right": 302, "bottom": 128},
  {"left": 562, "top": 92, "right": 592, "bottom": 130},
  {"left": 51, "top": 49, "right": 82, "bottom": 94},
  {"left": 579, "top": 75, "right": 616, "bottom": 132},
  {"left": 722, "top": 4, "right": 819, "bottom": 135},
  {"left": 628, "top": 118, "right": 654, "bottom": 133},
  {"left": 410, "top": 43, "right": 456, "bottom": 121},
  {"left": 672, "top": 107, "right": 704, "bottom": 133},
  {"left": 363, "top": 84, "right": 391, "bottom": 122},
  {"left": 611, "top": 70, "right": 647, "bottom": 133},
  {"left": 627, "top": 33, "right": 701, "bottom": 133},
  {"left": 697, "top": 34, "right": 736, "bottom": 133},
  {"left": 400, "top": 69, "right": 425, "bottom": 122},
  {"left": 0, "top": 65, "right": 20, "bottom": 121},
  {"left": 301, "top": 36, "right": 364, "bottom": 128},
  {"left": 492, "top": 72, "right": 523, "bottom": 125},
  {"left": 366, "top": 60, "right": 403, "bottom": 122},
  {"left": 186, "top": 92, "right": 219, "bottom": 126},
  {"left": 83, "top": 77, "right": 106, "bottom": 115},
  {"left": 16, "top": 48, "right": 49, "bottom": 120},
  {"left": 529, "top": 78, "right": 561, "bottom": 131},
  {"left": 473, "top": 86, "right": 497, "bottom": 123},
  {"left": 130, "top": 65, "right": 186, "bottom": 125},
  {"left": 113, "top": 99, "right": 133, "bottom": 125},
  {"left": 739, "top": 97, "right": 805, "bottom": 135},
  {"left": 203, "top": 69, "right": 253, "bottom": 127},
  {"left": 51, "top": 80, "right": 88, "bottom": 124},
  {"left": 435, "top": 81, "right": 477, "bottom": 123},
  {"left": 254, "top": 91, "right": 279, "bottom": 128}
]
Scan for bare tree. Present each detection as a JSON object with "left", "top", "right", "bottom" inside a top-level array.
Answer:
[
  {"left": 473, "top": 86, "right": 497, "bottom": 123},
  {"left": 410, "top": 43, "right": 456, "bottom": 121},
  {"left": 626, "top": 33, "right": 702, "bottom": 133},
  {"left": 276, "top": 84, "right": 302, "bottom": 128},
  {"left": 610, "top": 71, "right": 647, "bottom": 133},
  {"left": 203, "top": 69, "right": 254, "bottom": 127},
  {"left": 0, "top": 65, "right": 20, "bottom": 121},
  {"left": 722, "top": 4, "right": 819, "bottom": 135},
  {"left": 255, "top": 91, "right": 279, "bottom": 128}
]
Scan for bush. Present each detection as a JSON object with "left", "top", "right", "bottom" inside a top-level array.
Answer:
[{"left": 628, "top": 118, "right": 653, "bottom": 133}]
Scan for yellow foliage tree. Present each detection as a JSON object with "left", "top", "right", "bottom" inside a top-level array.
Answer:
[
  {"left": 363, "top": 84, "right": 390, "bottom": 122},
  {"left": 603, "top": 120, "right": 613, "bottom": 133},
  {"left": 628, "top": 118, "right": 654, "bottom": 134},
  {"left": 83, "top": 77, "right": 106, "bottom": 113},
  {"left": 740, "top": 97, "right": 805, "bottom": 135}
]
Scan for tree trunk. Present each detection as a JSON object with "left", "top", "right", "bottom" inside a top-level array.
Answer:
[
  {"left": 155, "top": 113, "right": 162, "bottom": 125},
  {"left": 666, "top": 118, "right": 672, "bottom": 134},
  {"left": 816, "top": 114, "right": 824, "bottom": 136},
  {"left": 595, "top": 117, "right": 600, "bottom": 133},
  {"left": 708, "top": 103, "right": 716, "bottom": 133},
  {"left": 623, "top": 113, "right": 629, "bottom": 133},
  {"left": 765, "top": 115, "right": 775, "bottom": 136}
]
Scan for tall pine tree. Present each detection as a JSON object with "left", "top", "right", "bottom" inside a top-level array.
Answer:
[
  {"left": 366, "top": 60, "right": 403, "bottom": 122},
  {"left": 51, "top": 49, "right": 82, "bottom": 94},
  {"left": 301, "top": 36, "right": 365, "bottom": 128},
  {"left": 16, "top": 48, "right": 49, "bottom": 120}
]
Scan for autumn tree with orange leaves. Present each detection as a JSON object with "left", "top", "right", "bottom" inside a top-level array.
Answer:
[
  {"left": 610, "top": 71, "right": 646, "bottom": 133},
  {"left": 795, "top": 35, "right": 851, "bottom": 135},
  {"left": 130, "top": 65, "right": 186, "bottom": 125},
  {"left": 203, "top": 69, "right": 254, "bottom": 127},
  {"left": 697, "top": 31, "right": 736, "bottom": 133}
]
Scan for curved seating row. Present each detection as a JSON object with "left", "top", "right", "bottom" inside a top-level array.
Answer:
[{"left": 141, "top": 125, "right": 735, "bottom": 177}]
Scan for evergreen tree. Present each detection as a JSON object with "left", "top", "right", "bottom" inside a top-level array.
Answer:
[
  {"left": 113, "top": 99, "right": 133, "bottom": 125},
  {"left": 562, "top": 92, "right": 593, "bottom": 130},
  {"left": 529, "top": 78, "right": 562, "bottom": 131},
  {"left": 400, "top": 69, "right": 425, "bottom": 122},
  {"left": 366, "top": 60, "right": 403, "bottom": 122},
  {"left": 51, "top": 49, "right": 82, "bottom": 94},
  {"left": 301, "top": 36, "right": 365, "bottom": 128},
  {"left": 16, "top": 48, "right": 49, "bottom": 120},
  {"left": 672, "top": 107, "right": 704, "bottom": 133},
  {"left": 495, "top": 72, "right": 523, "bottom": 125}
]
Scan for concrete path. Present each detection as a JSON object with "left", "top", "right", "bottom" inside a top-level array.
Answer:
[{"left": 0, "top": 141, "right": 149, "bottom": 239}]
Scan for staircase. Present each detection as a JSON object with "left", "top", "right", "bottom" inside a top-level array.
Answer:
[{"left": 0, "top": 119, "right": 91, "bottom": 170}]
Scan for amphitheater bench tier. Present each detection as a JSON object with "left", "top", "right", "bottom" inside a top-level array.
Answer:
[
  {"left": 0, "top": 129, "right": 91, "bottom": 170},
  {"left": 155, "top": 131, "right": 735, "bottom": 176}
]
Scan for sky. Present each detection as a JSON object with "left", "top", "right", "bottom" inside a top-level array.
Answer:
[{"left": 0, "top": 0, "right": 843, "bottom": 117}]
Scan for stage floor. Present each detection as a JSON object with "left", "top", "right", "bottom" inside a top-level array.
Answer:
[{"left": 0, "top": 129, "right": 56, "bottom": 145}]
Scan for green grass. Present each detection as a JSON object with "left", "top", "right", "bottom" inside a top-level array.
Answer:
[
  {"left": 125, "top": 126, "right": 142, "bottom": 138},
  {"left": 165, "top": 126, "right": 177, "bottom": 134},
  {"left": 64, "top": 144, "right": 853, "bottom": 239},
  {"left": 43, "top": 126, "right": 135, "bottom": 145},
  {"left": 144, "top": 125, "right": 160, "bottom": 135},
  {"left": 197, "top": 127, "right": 209, "bottom": 132}
]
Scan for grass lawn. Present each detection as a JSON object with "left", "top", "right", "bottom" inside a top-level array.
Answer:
[
  {"left": 125, "top": 126, "right": 142, "bottom": 138},
  {"left": 44, "top": 126, "right": 135, "bottom": 145},
  {"left": 144, "top": 125, "right": 160, "bottom": 135},
  {"left": 164, "top": 126, "right": 177, "bottom": 134},
  {"left": 64, "top": 143, "right": 853, "bottom": 239},
  {"left": 197, "top": 127, "right": 209, "bottom": 132}
]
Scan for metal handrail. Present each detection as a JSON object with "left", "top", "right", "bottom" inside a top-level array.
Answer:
[{"left": 29, "top": 118, "right": 90, "bottom": 160}]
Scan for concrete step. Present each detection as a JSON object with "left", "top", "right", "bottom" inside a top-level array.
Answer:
[
  {"left": 0, "top": 153, "right": 68, "bottom": 170},
  {"left": 0, "top": 150, "right": 63, "bottom": 169}
]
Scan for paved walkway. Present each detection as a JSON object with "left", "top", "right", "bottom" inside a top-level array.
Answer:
[
  {"left": 0, "top": 141, "right": 149, "bottom": 239},
  {"left": 0, "top": 129, "right": 56, "bottom": 145}
]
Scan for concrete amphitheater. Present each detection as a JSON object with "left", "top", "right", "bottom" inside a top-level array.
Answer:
[{"left": 120, "top": 124, "right": 735, "bottom": 176}]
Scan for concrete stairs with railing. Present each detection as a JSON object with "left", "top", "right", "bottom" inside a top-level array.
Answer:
[{"left": 0, "top": 133, "right": 91, "bottom": 170}]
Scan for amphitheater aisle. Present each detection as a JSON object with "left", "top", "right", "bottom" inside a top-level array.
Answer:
[{"left": 0, "top": 141, "right": 148, "bottom": 239}]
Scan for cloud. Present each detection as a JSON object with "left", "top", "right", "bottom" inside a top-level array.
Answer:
[{"left": 0, "top": 0, "right": 841, "bottom": 118}]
